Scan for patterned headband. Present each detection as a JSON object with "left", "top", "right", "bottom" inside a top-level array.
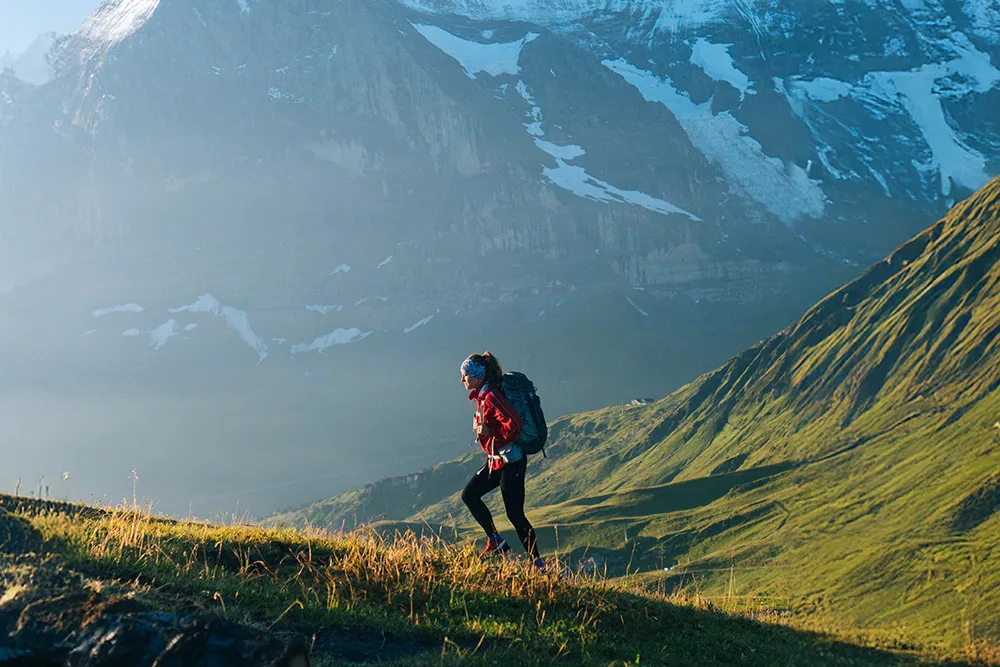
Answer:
[{"left": 461, "top": 358, "right": 487, "bottom": 381}]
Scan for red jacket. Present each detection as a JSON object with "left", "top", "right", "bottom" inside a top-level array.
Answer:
[{"left": 470, "top": 384, "right": 523, "bottom": 471}]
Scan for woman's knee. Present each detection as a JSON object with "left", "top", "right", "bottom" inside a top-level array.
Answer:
[{"left": 505, "top": 508, "right": 527, "bottom": 526}]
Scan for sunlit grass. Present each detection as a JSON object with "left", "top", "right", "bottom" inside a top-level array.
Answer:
[{"left": 7, "top": 498, "right": 992, "bottom": 666}]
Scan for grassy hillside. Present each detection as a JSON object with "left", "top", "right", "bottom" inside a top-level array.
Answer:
[
  {"left": 274, "top": 178, "right": 1000, "bottom": 656},
  {"left": 0, "top": 495, "right": 991, "bottom": 665}
]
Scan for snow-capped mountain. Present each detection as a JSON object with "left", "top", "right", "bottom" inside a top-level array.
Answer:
[
  {"left": 409, "top": 0, "right": 1000, "bottom": 209},
  {"left": 0, "top": 0, "right": 996, "bottom": 516}
]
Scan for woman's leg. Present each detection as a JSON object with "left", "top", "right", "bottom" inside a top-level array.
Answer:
[
  {"left": 500, "top": 458, "right": 540, "bottom": 561},
  {"left": 462, "top": 464, "right": 501, "bottom": 536}
]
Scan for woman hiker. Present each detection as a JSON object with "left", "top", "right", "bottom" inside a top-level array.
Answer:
[{"left": 460, "top": 352, "right": 544, "bottom": 569}]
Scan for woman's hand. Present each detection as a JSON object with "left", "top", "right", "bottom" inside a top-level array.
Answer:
[{"left": 474, "top": 413, "right": 492, "bottom": 437}]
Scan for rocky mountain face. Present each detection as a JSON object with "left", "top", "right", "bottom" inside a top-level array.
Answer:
[{"left": 0, "top": 0, "right": 996, "bottom": 516}]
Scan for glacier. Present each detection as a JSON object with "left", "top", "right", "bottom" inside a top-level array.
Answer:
[{"left": 605, "top": 59, "right": 828, "bottom": 223}]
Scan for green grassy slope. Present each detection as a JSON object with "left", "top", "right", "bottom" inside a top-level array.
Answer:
[
  {"left": 7, "top": 495, "right": 980, "bottom": 666},
  {"left": 274, "top": 178, "right": 1000, "bottom": 654}
]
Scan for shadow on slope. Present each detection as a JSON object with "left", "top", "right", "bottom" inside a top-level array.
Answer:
[{"left": 548, "top": 462, "right": 797, "bottom": 522}]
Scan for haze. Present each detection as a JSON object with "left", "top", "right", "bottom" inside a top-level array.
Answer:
[
  {"left": 0, "top": 0, "right": 98, "bottom": 54},
  {"left": 0, "top": 0, "right": 992, "bottom": 523}
]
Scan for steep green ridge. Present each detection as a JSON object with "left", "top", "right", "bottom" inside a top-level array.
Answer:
[{"left": 275, "top": 178, "right": 1000, "bottom": 652}]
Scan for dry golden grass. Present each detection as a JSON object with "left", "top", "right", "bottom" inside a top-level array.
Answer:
[{"left": 7, "top": 500, "right": 992, "bottom": 666}]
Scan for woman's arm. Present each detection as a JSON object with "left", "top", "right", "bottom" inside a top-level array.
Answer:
[{"left": 485, "top": 393, "right": 523, "bottom": 445}]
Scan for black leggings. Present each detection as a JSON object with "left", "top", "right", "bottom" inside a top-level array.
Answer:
[{"left": 461, "top": 458, "right": 540, "bottom": 560}]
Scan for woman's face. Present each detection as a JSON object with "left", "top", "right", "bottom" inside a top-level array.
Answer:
[{"left": 462, "top": 372, "right": 484, "bottom": 391}]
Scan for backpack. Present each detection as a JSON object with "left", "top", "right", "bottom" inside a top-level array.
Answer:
[{"left": 501, "top": 372, "right": 548, "bottom": 457}]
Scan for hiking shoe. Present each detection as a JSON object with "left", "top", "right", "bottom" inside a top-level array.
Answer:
[{"left": 480, "top": 537, "right": 510, "bottom": 557}]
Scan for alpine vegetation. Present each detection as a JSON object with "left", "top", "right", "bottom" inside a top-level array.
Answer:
[{"left": 280, "top": 178, "right": 1000, "bottom": 659}]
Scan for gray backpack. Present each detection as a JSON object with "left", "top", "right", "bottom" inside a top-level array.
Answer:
[{"left": 501, "top": 372, "right": 548, "bottom": 457}]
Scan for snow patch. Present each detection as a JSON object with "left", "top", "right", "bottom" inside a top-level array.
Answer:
[
  {"left": 149, "top": 320, "right": 177, "bottom": 349},
  {"left": 689, "top": 39, "right": 752, "bottom": 98},
  {"left": 516, "top": 81, "right": 545, "bottom": 137},
  {"left": 534, "top": 139, "right": 586, "bottom": 160},
  {"left": 81, "top": 0, "right": 161, "bottom": 46},
  {"left": 626, "top": 296, "right": 649, "bottom": 316},
  {"left": 781, "top": 35, "right": 1000, "bottom": 196},
  {"left": 355, "top": 296, "right": 389, "bottom": 305},
  {"left": 170, "top": 294, "right": 221, "bottom": 314},
  {"left": 330, "top": 264, "right": 351, "bottom": 275},
  {"left": 544, "top": 160, "right": 702, "bottom": 218},
  {"left": 864, "top": 36, "right": 1000, "bottom": 195},
  {"left": 786, "top": 77, "right": 853, "bottom": 103},
  {"left": 776, "top": 76, "right": 864, "bottom": 181},
  {"left": 377, "top": 255, "right": 395, "bottom": 268},
  {"left": 518, "top": 79, "right": 699, "bottom": 220},
  {"left": 869, "top": 168, "right": 892, "bottom": 198},
  {"left": 122, "top": 329, "right": 141, "bottom": 337},
  {"left": 185, "top": 323, "right": 198, "bottom": 331},
  {"left": 169, "top": 293, "right": 269, "bottom": 362},
  {"left": 81, "top": 329, "right": 96, "bottom": 337},
  {"left": 515, "top": 80, "right": 538, "bottom": 106},
  {"left": 268, "top": 88, "right": 304, "bottom": 103},
  {"left": 306, "top": 304, "right": 344, "bottom": 314},
  {"left": 403, "top": 315, "right": 434, "bottom": 333},
  {"left": 412, "top": 23, "right": 538, "bottom": 79},
  {"left": 291, "top": 328, "right": 372, "bottom": 354},
  {"left": 605, "top": 59, "right": 827, "bottom": 223},
  {"left": 93, "top": 303, "right": 144, "bottom": 317}
]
